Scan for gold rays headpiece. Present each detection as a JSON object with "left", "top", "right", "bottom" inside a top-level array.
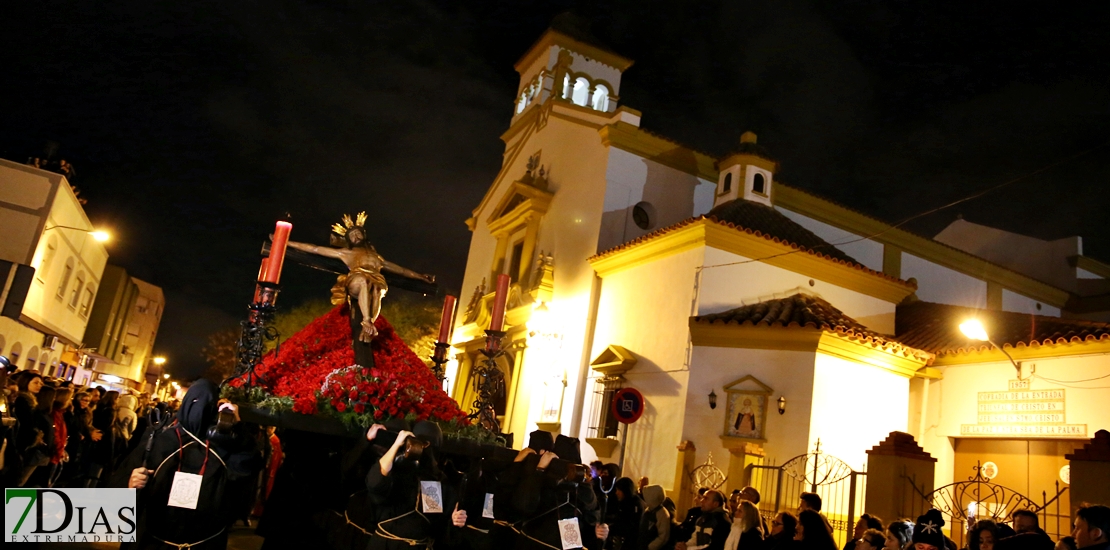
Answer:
[{"left": 331, "top": 211, "right": 367, "bottom": 236}]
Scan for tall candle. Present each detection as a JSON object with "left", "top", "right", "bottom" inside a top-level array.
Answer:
[
  {"left": 438, "top": 295, "right": 457, "bottom": 343},
  {"left": 256, "top": 258, "right": 269, "bottom": 283},
  {"left": 488, "top": 273, "right": 510, "bottom": 332},
  {"left": 262, "top": 221, "right": 293, "bottom": 284}
]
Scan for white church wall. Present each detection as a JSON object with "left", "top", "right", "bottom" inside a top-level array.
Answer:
[
  {"left": 775, "top": 207, "right": 885, "bottom": 272},
  {"left": 598, "top": 148, "right": 716, "bottom": 253},
  {"left": 809, "top": 353, "right": 910, "bottom": 470},
  {"left": 698, "top": 248, "right": 897, "bottom": 334},
  {"left": 689, "top": 346, "right": 817, "bottom": 469},
  {"left": 1001, "top": 289, "right": 1061, "bottom": 316},
  {"left": 901, "top": 253, "right": 988, "bottom": 309},
  {"left": 589, "top": 247, "right": 704, "bottom": 488}
]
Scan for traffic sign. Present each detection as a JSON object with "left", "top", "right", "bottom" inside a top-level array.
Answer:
[{"left": 611, "top": 387, "right": 645, "bottom": 424}]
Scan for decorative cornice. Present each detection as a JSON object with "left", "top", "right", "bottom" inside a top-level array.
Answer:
[
  {"left": 689, "top": 321, "right": 931, "bottom": 378},
  {"left": 1069, "top": 255, "right": 1110, "bottom": 279},
  {"left": 589, "top": 218, "right": 917, "bottom": 304},
  {"left": 773, "top": 183, "right": 1072, "bottom": 308},
  {"left": 514, "top": 29, "right": 634, "bottom": 73}
]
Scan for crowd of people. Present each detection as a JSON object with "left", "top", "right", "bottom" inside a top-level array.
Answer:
[{"left": 3, "top": 364, "right": 1108, "bottom": 550}]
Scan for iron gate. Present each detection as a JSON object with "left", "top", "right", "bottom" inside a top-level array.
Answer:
[
  {"left": 900, "top": 462, "right": 1070, "bottom": 548},
  {"left": 748, "top": 441, "right": 867, "bottom": 547}
]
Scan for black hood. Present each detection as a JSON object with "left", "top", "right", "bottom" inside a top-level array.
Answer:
[{"left": 177, "top": 379, "right": 218, "bottom": 435}]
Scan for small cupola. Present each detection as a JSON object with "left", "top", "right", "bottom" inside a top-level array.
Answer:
[{"left": 714, "top": 131, "right": 779, "bottom": 208}]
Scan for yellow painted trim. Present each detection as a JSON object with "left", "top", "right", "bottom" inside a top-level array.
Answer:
[
  {"left": 599, "top": 122, "right": 718, "bottom": 182},
  {"left": 915, "top": 367, "right": 943, "bottom": 379},
  {"left": 486, "top": 182, "right": 553, "bottom": 236},
  {"left": 514, "top": 29, "right": 634, "bottom": 73},
  {"left": 590, "top": 344, "right": 638, "bottom": 376},
  {"left": 719, "top": 152, "right": 778, "bottom": 173},
  {"left": 689, "top": 321, "right": 930, "bottom": 378},
  {"left": 931, "top": 337, "right": 1110, "bottom": 366},
  {"left": 589, "top": 219, "right": 917, "bottom": 303},
  {"left": 773, "top": 183, "right": 1072, "bottom": 308},
  {"left": 883, "top": 244, "right": 902, "bottom": 279},
  {"left": 1070, "top": 255, "right": 1110, "bottom": 279},
  {"left": 585, "top": 437, "right": 621, "bottom": 457}
]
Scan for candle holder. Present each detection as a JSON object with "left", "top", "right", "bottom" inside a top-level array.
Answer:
[
  {"left": 226, "top": 281, "right": 282, "bottom": 390},
  {"left": 468, "top": 329, "right": 507, "bottom": 435},
  {"left": 430, "top": 341, "right": 450, "bottom": 382}
]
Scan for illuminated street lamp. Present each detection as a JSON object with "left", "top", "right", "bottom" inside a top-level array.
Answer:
[
  {"left": 153, "top": 356, "right": 167, "bottom": 366},
  {"left": 959, "top": 319, "right": 1022, "bottom": 378},
  {"left": 44, "top": 224, "right": 111, "bottom": 243}
]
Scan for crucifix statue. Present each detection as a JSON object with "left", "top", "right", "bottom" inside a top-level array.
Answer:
[{"left": 284, "top": 212, "right": 435, "bottom": 366}]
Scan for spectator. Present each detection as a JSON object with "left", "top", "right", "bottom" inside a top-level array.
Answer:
[
  {"left": 47, "top": 388, "right": 72, "bottom": 486},
  {"left": 971, "top": 520, "right": 1001, "bottom": 550},
  {"left": 796, "top": 510, "right": 838, "bottom": 550},
  {"left": 640, "top": 484, "right": 672, "bottom": 550},
  {"left": 911, "top": 510, "right": 946, "bottom": 550},
  {"left": 846, "top": 515, "right": 886, "bottom": 550},
  {"left": 606, "top": 476, "right": 645, "bottom": 550},
  {"left": 886, "top": 520, "right": 914, "bottom": 550},
  {"left": 739, "top": 487, "right": 769, "bottom": 534},
  {"left": 1072, "top": 505, "right": 1109, "bottom": 550},
  {"left": 856, "top": 530, "right": 887, "bottom": 550},
  {"left": 766, "top": 512, "right": 799, "bottom": 550},
  {"left": 88, "top": 390, "right": 119, "bottom": 486},
  {"left": 675, "top": 488, "right": 711, "bottom": 546},
  {"left": 1055, "top": 538, "right": 1077, "bottom": 550},
  {"left": 997, "top": 510, "right": 1053, "bottom": 550},
  {"left": 724, "top": 500, "right": 764, "bottom": 550},
  {"left": 20, "top": 386, "right": 56, "bottom": 486},
  {"left": 677, "top": 489, "right": 731, "bottom": 550},
  {"left": 798, "top": 493, "right": 832, "bottom": 534},
  {"left": 114, "top": 394, "right": 138, "bottom": 459}
]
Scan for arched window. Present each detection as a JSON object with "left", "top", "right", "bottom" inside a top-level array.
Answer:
[
  {"left": 723, "top": 173, "right": 733, "bottom": 193},
  {"left": 563, "top": 74, "right": 572, "bottom": 99},
  {"left": 572, "top": 77, "right": 590, "bottom": 106},
  {"left": 57, "top": 257, "right": 75, "bottom": 299},
  {"left": 516, "top": 94, "right": 527, "bottom": 114},
  {"left": 80, "top": 284, "right": 96, "bottom": 318},
  {"left": 753, "top": 173, "right": 766, "bottom": 195},
  {"left": 70, "top": 271, "right": 85, "bottom": 308},
  {"left": 26, "top": 346, "right": 39, "bottom": 370},
  {"left": 39, "top": 352, "right": 50, "bottom": 372},
  {"left": 37, "top": 236, "right": 58, "bottom": 283},
  {"left": 632, "top": 201, "right": 656, "bottom": 230},
  {"left": 591, "top": 84, "right": 610, "bottom": 111},
  {"left": 8, "top": 342, "right": 22, "bottom": 365}
]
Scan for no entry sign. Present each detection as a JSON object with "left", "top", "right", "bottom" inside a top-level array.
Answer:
[{"left": 611, "top": 387, "right": 645, "bottom": 424}]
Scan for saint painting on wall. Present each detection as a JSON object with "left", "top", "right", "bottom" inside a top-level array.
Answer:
[{"left": 721, "top": 375, "right": 773, "bottom": 441}]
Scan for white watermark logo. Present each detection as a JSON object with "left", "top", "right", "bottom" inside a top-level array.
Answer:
[{"left": 5, "top": 488, "right": 137, "bottom": 543}]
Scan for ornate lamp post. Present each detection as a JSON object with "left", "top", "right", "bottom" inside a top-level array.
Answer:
[{"left": 468, "top": 274, "right": 510, "bottom": 435}]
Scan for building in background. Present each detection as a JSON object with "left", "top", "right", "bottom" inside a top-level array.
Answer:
[
  {"left": 0, "top": 158, "right": 108, "bottom": 378},
  {"left": 450, "top": 22, "right": 1110, "bottom": 542},
  {"left": 82, "top": 265, "right": 164, "bottom": 392}
]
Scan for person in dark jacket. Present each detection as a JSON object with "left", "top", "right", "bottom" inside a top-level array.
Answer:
[
  {"left": 997, "top": 510, "right": 1054, "bottom": 550},
  {"left": 88, "top": 389, "right": 119, "bottom": 487},
  {"left": 640, "top": 484, "right": 672, "bottom": 550},
  {"left": 674, "top": 487, "right": 710, "bottom": 546},
  {"left": 678, "top": 489, "right": 731, "bottom": 550},
  {"left": 765, "top": 512, "right": 798, "bottom": 550},
  {"left": 606, "top": 476, "right": 645, "bottom": 549},
  {"left": 1072, "top": 504, "right": 1110, "bottom": 550},
  {"left": 19, "top": 386, "right": 56, "bottom": 486},
  {"left": 796, "top": 510, "right": 838, "bottom": 550}
]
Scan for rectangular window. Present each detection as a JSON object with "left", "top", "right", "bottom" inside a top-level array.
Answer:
[
  {"left": 80, "top": 287, "right": 94, "bottom": 318},
  {"left": 56, "top": 264, "right": 73, "bottom": 299},
  {"left": 69, "top": 275, "right": 84, "bottom": 308},
  {"left": 591, "top": 377, "right": 622, "bottom": 438},
  {"left": 508, "top": 240, "right": 525, "bottom": 283}
]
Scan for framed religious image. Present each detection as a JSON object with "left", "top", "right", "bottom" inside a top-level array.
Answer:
[{"left": 721, "top": 375, "right": 773, "bottom": 441}]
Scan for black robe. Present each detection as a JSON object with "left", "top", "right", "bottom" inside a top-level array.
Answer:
[
  {"left": 365, "top": 450, "right": 460, "bottom": 550},
  {"left": 113, "top": 379, "right": 261, "bottom": 550}
]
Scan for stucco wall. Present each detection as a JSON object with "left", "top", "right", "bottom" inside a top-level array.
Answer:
[
  {"left": 776, "top": 207, "right": 885, "bottom": 272},
  {"left": 1002, "top": 289, "right": 1061, "bottom": 316},
  {"left": 901, "top": 253, "right": 987, "bottom": 309}
]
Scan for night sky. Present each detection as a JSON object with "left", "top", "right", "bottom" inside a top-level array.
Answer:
[{"left": 4, "top": 1, "right": 1109, "bottom": 378}]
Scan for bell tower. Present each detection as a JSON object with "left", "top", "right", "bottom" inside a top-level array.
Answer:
[
  {"left": 714, "top": 131, "right": 779, "bottom": 208},
  {"left": 509, "top": 23, "right": 634, "bottom": 124}
]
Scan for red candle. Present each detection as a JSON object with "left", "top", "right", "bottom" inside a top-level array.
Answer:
[
  {"left": 262, "top": 221, "right": 293, "bottom": 284},
  {"left": 438, "top": 295, "right": 457, "bottom": 343},
  {"left": 488, "top": 274, "right": 510, "bottom": 332},
  {"left": 256, "top": 258, "right": 269, "bottom": 282}
]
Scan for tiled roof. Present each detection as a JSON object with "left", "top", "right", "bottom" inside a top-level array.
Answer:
[
  {"left": 895, "top": 301, "right": 1110, "bottom": 356},
  {"left": 694, "top": 293, "right": 928, "bottom": 359},
  {"left": 707, "top": 199, "right": 861, "bottom": 266}
]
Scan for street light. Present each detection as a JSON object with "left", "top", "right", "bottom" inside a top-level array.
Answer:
[
  {"left": 960, "top": 319, "right": 1022, "bottom": 378},
  {"left": 43, "top": 224, "right": 111, "bottom": 243},
  {"left": 153, "top": 356, "right": 167, "bottom": 366}
]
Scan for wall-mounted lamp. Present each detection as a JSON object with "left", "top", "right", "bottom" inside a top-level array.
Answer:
[
  {"left": 960, "top": 318, "right": 1022, "bottom": 379},
  {"left": 777, "top": 395, "right": 787, "bottom": 415},
  {"left": 708, "top": 390, "right": 718, "bottom": 409}
]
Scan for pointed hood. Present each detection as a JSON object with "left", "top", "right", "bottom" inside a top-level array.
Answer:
[{"left": 177, "top": 379, "right": 219, "bottom": 435}]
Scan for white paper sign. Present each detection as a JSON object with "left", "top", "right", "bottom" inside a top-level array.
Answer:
[
  {"left": 167, "top": 471, "right": 202, "bottom": 509},
  {"left": 483, "top": 493, "right": 495, "bottom": 519},
  {"left": 558, "top": 518, "right": 583, "bottom": 550},
  {"left": 420, "top": 480, "right": 443, "bottom": 513}
]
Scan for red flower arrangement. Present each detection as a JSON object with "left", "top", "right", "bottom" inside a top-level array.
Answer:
[{"left": 233, "top": 303, "right": 468, "bottom": 427}]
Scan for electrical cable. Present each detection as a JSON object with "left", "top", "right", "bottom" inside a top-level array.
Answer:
[
  {"left": 701, "top": 138, "right": 1110, "bottom": 270},
  {"left": 1032, "top": 372, "right": 1110, "bottom": 384}
]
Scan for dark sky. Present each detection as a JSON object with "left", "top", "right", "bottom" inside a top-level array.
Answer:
[{"left": 4, "top": 1, "right": 1109, "bottom": 378}]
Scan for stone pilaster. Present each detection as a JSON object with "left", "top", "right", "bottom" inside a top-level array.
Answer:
[
  {"left": 671, "top": 440, "right": 698, "bottom": 518},
  {"left": 865, "top": 431, "right": 936, "bottom": 523},
  {"left": 1066, "top": 429, "right": 1110, "bottom": 514}
]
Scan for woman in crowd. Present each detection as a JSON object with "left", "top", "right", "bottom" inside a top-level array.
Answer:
[
  {"left": 48, "top": 388, "right": 72, "bottom": 486},
  {"left": 62, "top": 390, "right": 100, "bottom": 486},
  {"left": 856, "top": 530, "right": 888, "bottom": 550},
  {"left": 969, "top": 520, "right": 1000, "bottom": 550},
  {"left": 20, "top": 385, "right": 56, "bottom": 486},
  {"left": 765, "top": 512, "right": 798, "bottom": 550},
  {"left": 88, "top": 389, "right": 119, "bottom": 486},
  {"left": 886, "top": 520, "right": 914, "bottom": 550},
  {"left": 607, "top": 476, "right": 644, "bottom": 550},
  {"left": 724, "top": 500, "right": 765, "bottom": 550},
  {"left": 795, "top": 510, "right": 838, "bottom": 550}
]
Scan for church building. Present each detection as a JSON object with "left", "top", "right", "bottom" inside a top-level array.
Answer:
[{"left": 447, "top": 24, "right": 1110, "bottom": 542}]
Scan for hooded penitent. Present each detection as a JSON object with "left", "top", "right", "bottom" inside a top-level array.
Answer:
[
  {"left": 177, "top": 379, "right": 219, "bottom": 436},
  {"left": 913, "top": 509, "right": 947, "bottom": 549},
  {"left": 553, "top": 434, "right": 582, "bottom": 464}
]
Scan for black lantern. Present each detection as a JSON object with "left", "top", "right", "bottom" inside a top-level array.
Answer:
[
  {"left": 777, "top": 395, "right": 787, "bottom": 415},
  {"left": 708, "top": 389, "right": 718, "bottom": 409}
]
